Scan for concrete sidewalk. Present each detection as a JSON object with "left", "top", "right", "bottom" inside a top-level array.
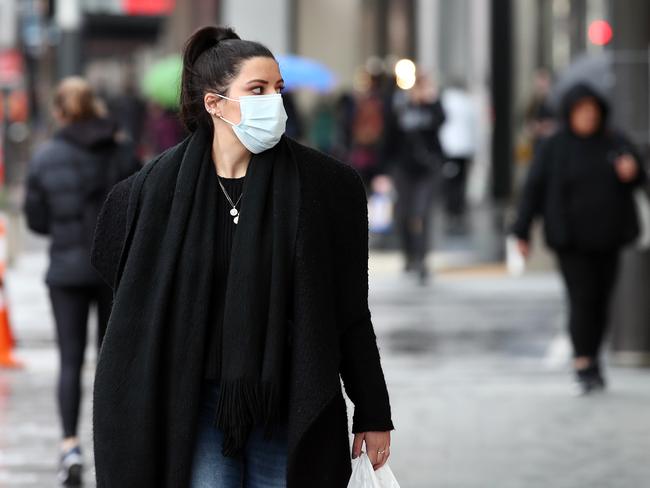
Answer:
[{"left": 369, "top": 263, "right": 650, "bottom": 488}]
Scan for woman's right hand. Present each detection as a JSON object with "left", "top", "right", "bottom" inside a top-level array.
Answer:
[
  {"left": 352, "top": 431, "right": 391, "bottom": 470},
  {"left": 517, "top": 239, "right": 530, "bottom": 259}
]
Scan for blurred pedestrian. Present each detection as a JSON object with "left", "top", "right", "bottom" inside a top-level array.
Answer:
[
  {"left": 332, "top": 92, "right": 356, "bottom": 160},
  {"left": 349, "top": 74, "right": 386, "bottom": 187},
  {"left": 309, "top": 96, "right": 338, "bottom": 156},
  {"left": 512, "top": 83, "right": 646, "bottom": 395},
  {"left": 23, "top": 76, "right": 140, "bottom": 485},
  {"left": 439, "top": 80, "right": 478, "bottom": 234},
  {"left": 141, "top": 102, "right": 187, "bottom": 159},
  {"left": 525, "top": 68, "right": 556, "bottom": 151},
  {"left": 282, "top": 91, "right": 304, "bottom": 140},
  {"left": 104, "top": 74, "right": 148, "bottom": 151},
  {"left": 90, "top": 26, "right": 393, "bottom": 488},
  {"left": 383, "top": 73, "right": 446, "bottom": 284}
]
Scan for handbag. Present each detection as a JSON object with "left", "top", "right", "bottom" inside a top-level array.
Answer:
[{"left": 347, "top": 452, "right": 401, "bottom": 488}]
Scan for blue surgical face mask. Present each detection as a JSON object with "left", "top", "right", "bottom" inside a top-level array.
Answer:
[{"left": 216, "top": 93, "right": 288, "bottom": 154}]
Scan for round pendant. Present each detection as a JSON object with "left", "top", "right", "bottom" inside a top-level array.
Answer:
[
  {"left": 230, "top": 208, "right": 239, "bottom": 217},
  {"left": 233, "top": 215, "right": 239, "bottom": 224}
]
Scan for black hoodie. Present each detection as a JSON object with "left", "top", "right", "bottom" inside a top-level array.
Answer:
[
  {"left": 513, "top": 83, "right": 646, "bottom": 252},
  {"left": 24, "top": 117, "right": 140, "bottom": 286}
]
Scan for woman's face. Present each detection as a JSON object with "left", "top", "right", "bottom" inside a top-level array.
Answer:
[
  {"left": 208, "top": 56, "right": 284, "bottom": 125},
  {"left": 570, "top": 97, "right": 602, "bottom": 137}
]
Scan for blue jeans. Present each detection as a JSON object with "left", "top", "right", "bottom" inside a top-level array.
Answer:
[{"left": 190, "top": 381, "right": 288, "bottom": 488}]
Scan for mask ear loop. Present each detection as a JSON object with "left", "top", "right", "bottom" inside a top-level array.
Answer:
[{"left": 214, "top": 93, "right": 240, "bottom": 126}]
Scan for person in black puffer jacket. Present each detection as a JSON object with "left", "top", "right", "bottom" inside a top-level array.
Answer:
[
  {"left": 23, "top": 76, "right": 140, "bottom": 486},
  {"left": 512, "top": 83, "right": 646, "bottom": 395}
]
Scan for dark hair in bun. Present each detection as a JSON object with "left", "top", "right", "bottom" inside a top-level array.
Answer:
[{"left": 180, "top": 26, "right": 275, "bottom": 132}]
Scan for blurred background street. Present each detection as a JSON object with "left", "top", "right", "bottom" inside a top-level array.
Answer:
[{"left": 1, "top": 0, "right": 650, "bottom": 486}]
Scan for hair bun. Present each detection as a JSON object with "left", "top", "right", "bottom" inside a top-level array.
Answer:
[
  {"left": 183, "top": 26, "right": 240, "bottom": 68},
  {"left": 179, "top": 26, "right": 273, "bottom": 132},
  {"left": 214, "top": 26, "right": 239, "bottom": 43}
]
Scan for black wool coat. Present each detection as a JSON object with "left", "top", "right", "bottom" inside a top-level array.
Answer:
[{"left": 91, "top": 136, "right": 394, "bottom": 487}]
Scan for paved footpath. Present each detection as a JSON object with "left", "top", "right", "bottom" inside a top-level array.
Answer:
[{"left": 1, "top": 250, "right": 650, "bottom": 487}]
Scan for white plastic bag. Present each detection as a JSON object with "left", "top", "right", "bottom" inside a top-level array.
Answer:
[
  {"left": 633, "top": 188, "right": 650, "bottom": 250},
  {"left": 347, "top": 452, "right": 401, "bottom": 488},
  {"left": 368, "top": 192, "right": 394, "bottom": 234},
  {"left": 505, "top": 235, "right": 526, "bottom": 276}
]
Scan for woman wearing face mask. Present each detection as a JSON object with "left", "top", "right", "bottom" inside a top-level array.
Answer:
[
  {"left": 512, "top": 83, "right": 646, "bottom": 395},
  {"left": 90, "top": 26, "right": 394, "bottom": 487}
]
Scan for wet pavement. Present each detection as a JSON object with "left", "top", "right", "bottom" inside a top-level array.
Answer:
[
  {"left": 2, "top": 249, "right": 650, "bottom": 487},
  {"left": 370, "top": 254, "right": 650, "bottom": 488}
]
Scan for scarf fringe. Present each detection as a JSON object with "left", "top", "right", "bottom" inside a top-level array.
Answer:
[{"left": 213, "top": 380, "right": 280, "bottom": 457}]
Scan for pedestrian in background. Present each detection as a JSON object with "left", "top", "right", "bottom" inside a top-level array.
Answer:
[
  {"left": 141, "top": 101, "right": 187, "bottom": 159},
  {"left": 23, "top": 76, "right": 140, "bottom": 485},
  {"left": 349, "top": 73, "right": 386, "bottom": 187},
  {"left": 91, "top": 26, "right": 393, "bottom": 488},
  {"left": 512, "top": 83, "right": 646, "bottom": 395},
  {"left": 383, "top": 73, "right": 446, "bottom": 285},
  {"left": 524, "top": 68, "right": 557, "bottom": 152},
  {"left": 439, "top": 80, "right": 478, "bottom": 235},
  {"left": 281, "top": 91, "right": 304, "bottom": 140},
  {"left": 103, "top": 73, "right": 148, "bottom": 154}
]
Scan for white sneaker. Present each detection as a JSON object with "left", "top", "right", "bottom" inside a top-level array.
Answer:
[{"left": 58, "top": 446, "right": 83, "bottom": 486}]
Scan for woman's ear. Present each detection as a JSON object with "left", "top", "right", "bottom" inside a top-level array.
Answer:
[{"left": 204, "top": 93, "right": 221, "bottom": 118}]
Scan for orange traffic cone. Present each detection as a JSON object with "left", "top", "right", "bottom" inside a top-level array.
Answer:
[
  {"left": 0, "top": 284, "right": 21, "bottom": 368},
  {"left": 0, "top": 214, "right": 21, "bottom": 368}
]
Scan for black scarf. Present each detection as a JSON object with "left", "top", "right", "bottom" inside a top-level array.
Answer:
[
  {"left": 110, "top": 126, "right": 299, "bottom": 457},
  {"left": 214, "top": 130, "right": 299, "bottom": 455}
]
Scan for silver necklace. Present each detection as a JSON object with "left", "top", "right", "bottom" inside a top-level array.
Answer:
[{"left": 217, "top": 176, "right": 243, "bottom": 224}]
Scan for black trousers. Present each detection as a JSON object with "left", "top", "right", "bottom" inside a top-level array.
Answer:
[
  {"left": 557, "top": 251, "right": 620, "bottom": 359},
  {"left": 48, "top": 284, "right": 113, "bottom": 438},
  {"left": 393, "top": 169, "right": 437, "bottom": 268}
]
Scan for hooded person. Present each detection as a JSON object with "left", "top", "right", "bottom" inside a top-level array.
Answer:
[{"left": 512, "top": 82, "right": 646, "bottom": 394}]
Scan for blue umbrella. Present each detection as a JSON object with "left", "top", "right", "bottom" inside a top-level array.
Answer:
[{"left": 276, "top": 54, "right": 337, "bottom": 92}]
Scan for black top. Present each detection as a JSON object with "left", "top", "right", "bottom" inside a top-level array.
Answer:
[
  {"left": 205, "top": 174, "right": 245, "bottom": 380},
  {"left": 383, "top": 95, "right": 446, "bottom": 176}
]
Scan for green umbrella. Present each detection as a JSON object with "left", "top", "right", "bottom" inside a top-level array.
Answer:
[{"left": 141, "top": 55, "right": 182, "bottom": 109}]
